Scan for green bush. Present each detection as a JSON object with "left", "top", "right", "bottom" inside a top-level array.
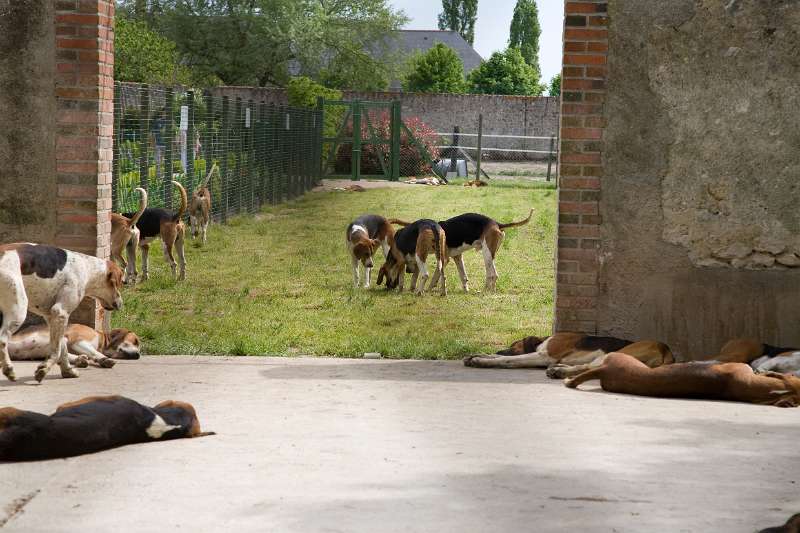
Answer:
[
  {"left": 468, "top": 48, "right": 543, "bottom": 96},
  {"left": 403, "top": 43, "right": 466, "bottom": 94}
]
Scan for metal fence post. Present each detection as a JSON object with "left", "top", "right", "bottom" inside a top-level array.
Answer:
[
  {"left": 391, "top": 100, "right": 401, "bottom": 181},
  {"left": 258, "top": 101, "right": 266, "bottom": 207},
  {"left": 138, "top": 84, "right": 150, "bottom": 191},
  {"left": 316, "top": 97, "right": 325, "bottom": 180},
  {"left": 351, "top": 100, "right": 361, "bottom": 181},
  {"left": 476, "top": 114, "right": 483, "bottom": 182},
  {"left": 220, "top": 95, "right": 229, "bottom": 223},
  {"left": 164, "top": 87, "right": 174, "bottom": 209},
  {"left": 186, "top": 90, "right": 195, "bottom": 196},
  {"left": 248, "top": 99, "right": 255, "bottom": 212},
  {"left": 546, "top": 136, "right": 555, "bottom": 182},
  {"left": 234, "top": 97, "right": 242, "bottom": 213}
]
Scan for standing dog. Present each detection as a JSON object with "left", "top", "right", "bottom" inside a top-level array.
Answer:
[
  {"left": 124, "top": 180, "right": 187, "bottom": 281},
  {"left": 111, "top": 187, "right": 147, "bottom": 284},
  {"left": 9, "top": 323, "right": 141, "bottom": 368},
  {"left": 0, "top": 396, "right": 213, "bottom": 461},
  {"left": 0, "top": 243, "right": 123, "bottom": 382},
  {"left": 189, "top": 163, "right": 216, "bottom": 245},
  {"left": 564, "top": 352, "right": 800, "bottom": 407},
  {"left": 396, "top": 210, "right": 532, "bottom": 292},
  {"left": 377, "top": 219, "right": 447, "bottom": 296},
  {"left": 346, "top": 214, "right": 400, "bottom": 288}
]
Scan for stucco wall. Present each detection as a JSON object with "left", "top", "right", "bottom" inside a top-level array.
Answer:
[
  {"left": 598, "top": 0, "right": 800, "bottom": 357},
  {"left": 207, "top": 87, "right": 560, "bottom": 146},
  {"left": 0, "top": 0, "right": 56, "bottom": 243}
]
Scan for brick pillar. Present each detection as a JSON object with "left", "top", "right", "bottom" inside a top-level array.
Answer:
[
  {"left": 54, "top": 0, "right": 115, "bottom": 327},
  {"left": 554, "top": 1, "right": 608, "bottom": 334}
]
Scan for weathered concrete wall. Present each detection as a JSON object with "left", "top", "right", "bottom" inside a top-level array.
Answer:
[
  {"left": 0, "top": 0, "right": 57, "bottom": 243},
  {"left": 598, "top": 0, "right": 800, "bottom": 357},
  {"left": 207, "top": 87, "right": 560, "bottom": 143}
]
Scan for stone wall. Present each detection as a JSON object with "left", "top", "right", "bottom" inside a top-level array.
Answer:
[
  {"left": 0, "top": 0, "right": 115, "bottom": 328},
  {"left": 555, "top": 0, "right": 800, "bottom": 359},
  {"left": 208, "top": 87, "right": 560, "bottom": 142}
]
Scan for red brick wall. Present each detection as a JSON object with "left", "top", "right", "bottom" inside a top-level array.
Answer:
[
  {"left": 54, "top": 0, "right": 115, "bottom": 326},
  {"left": 555, "top": 1, "right": 608, "bottom": 334}
]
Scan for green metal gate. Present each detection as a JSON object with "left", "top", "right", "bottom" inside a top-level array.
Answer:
[{"left": 318, "top": 98, "right": 441, "bottom": 182}]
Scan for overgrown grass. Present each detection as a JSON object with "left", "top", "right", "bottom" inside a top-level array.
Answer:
[{"left": 113, "top": 181, "right": 556, "bottom": 359}]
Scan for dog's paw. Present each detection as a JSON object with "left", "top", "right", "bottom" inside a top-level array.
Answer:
[
  {"left": 564, "top": 377, "right": 579, "bottom": 389},
  {"left": 60, "top": 367, "right": 80, "bottom": 379},
  {"left": 546, "top": 365, "right": 570, "bottom": 379},
  {"left": 2, "top": 366, "right": 16, "bottom": 382},
  {"left": 74, "top": 356, "right": 90, "bottom": 368},
  {"left": 34, "top": 365, "right": 48, "bottom": 383},
  {"left": 99, "top": 357, "right": 116, "bottom": 369},
  {"left": 463, "top": 355, "right": 487, "bottom": 368}
]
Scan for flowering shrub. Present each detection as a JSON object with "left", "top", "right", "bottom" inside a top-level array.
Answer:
[{"left": 334, "top": 113, "right": 440, "bottom": 177}]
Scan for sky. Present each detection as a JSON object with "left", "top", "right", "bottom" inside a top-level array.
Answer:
[{"left": 389, "top": 0, "right": 564, "bottom": 83}]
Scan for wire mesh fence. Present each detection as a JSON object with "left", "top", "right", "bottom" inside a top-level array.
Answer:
[{"left": 113, "top": 82, "right": 322, "bottom": 221}]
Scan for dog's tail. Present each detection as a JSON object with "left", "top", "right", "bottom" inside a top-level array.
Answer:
[
  {"left": 200, "top": 162, "right": 218, "bottom": 190},
  {"left": 498, "top": 209, "right": 534, "bottom": 230},
  {"left": 172, "top": 181, "right": 188, "bottom": 221},
  {"left": 388, "top": 218, "right": 412, "bottom": 227},
  {"left": 128, "top": 187, "right": 148, "bottom": 227}
]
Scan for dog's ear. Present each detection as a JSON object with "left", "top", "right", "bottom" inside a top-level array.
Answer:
[
  {"left": 107, "top": 328, "right": 127, "bottom": 348},
  {"left": 106, "top": 261, "right": 124, "bottom": 288}
]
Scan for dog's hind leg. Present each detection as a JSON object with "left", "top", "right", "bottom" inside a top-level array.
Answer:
[
  {"left": 35, "top": 303, "right": 78, "bottom": 382},
  {"left": 175, "top": 226, "right": 187, "bottom": 281},
  {"left": 546, "top": 355, "right": 608, "bottom": 380},
  {"left": 564, "top": 366, "right": 606, "bottom": 389},
  {"left": 464, "top": 352, "right": 555, "bottom": 369},
  {"left": 0, "top": 272, "right": 27, "bottom": 382},
  {"left": 140, "top": 242, "right": 150, "bottom": 281},
  {"left": 125, "top": 231, "right": 139, "bottom": 285}
]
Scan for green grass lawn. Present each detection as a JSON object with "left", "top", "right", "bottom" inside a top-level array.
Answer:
[{"left": 113, "top": 180, "right": 557, "bottom": 359}]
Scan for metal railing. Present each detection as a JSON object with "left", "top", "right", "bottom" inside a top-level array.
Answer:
[{"left": 113, "top": 82, "right": 322, "bottom": 221}]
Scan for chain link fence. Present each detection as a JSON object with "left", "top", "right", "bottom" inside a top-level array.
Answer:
[{"left": 113, "top": 82, "right": 322, "bottom": 221}]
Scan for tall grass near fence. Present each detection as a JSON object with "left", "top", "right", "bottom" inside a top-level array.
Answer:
[{"left": 113, "top": 83, "right": 322, "bottom": 219}]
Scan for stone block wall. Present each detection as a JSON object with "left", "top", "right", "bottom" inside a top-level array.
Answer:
[
  {"left": 555, "top": 0, "right": 800, "bottom": 358},
  {"left": 0, "top": 0, "right": 114, "bottom": 327}
]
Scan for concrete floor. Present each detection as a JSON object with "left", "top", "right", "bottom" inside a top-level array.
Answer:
[{"left": 0, "top": 356, "right": 798, "bottom": 533}]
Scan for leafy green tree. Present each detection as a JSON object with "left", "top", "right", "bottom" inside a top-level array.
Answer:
[
  {"left": 548, "top": 73, "right": 561, "bottom": 97},
  {"left": 437, "top": 0, "right": 478, "bottom": 45},
  {"left": 118, "top": 0, "right": 407, "bottom": 89},
  {"left": 403, "top": 43, "right": 466, "bottom": 93},
  {"left": 114, "top": 15, "right": 192, "bottom": 84},
  {"left": 468, "top": 48, "right": 543, "bottom": 95},
  {"left": 509, "top": 0, "right": 541, "bottom": 76}
]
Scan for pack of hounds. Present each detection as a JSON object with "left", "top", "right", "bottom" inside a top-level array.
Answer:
[{"left": 1, "top": 182, "right": 800, "bottom": 462}]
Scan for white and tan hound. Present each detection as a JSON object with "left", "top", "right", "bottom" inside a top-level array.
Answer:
[
  {"left": 9, "top": 323, "right": 141, "bottom": 368},
  {"left": 346, "top": 214, "right": 400, "bottom": 288},
  {"left": 0, "top": 243, "right": 123, "bottom": 382}
]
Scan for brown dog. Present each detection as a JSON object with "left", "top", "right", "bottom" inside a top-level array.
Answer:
[
  {"left": 346, "top": 214, "right": 400, "bottom": 289},
  {"left": 565, "top": 352, "right": 800, "bottom": 407},
  {"left": 111, "top": 187, "right": 147, "bottom": 284},
  {"left": 463, "top": 332, "right": 674, "bottom": 379},
  {"left": 189, "top": 163, "right": 216, "bottom": 245},
  {"left": 712, "top": 338, "right": 797, "bottom": 364},
  {"left": 124, "top": 181, "right": 187, "bottom": 281}
]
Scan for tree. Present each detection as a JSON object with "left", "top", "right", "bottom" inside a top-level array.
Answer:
[
  {"left": 114, "top": 15, "right": 193, "bottom": 85},
  {"left": 118, "top": 0, "right": 407, "bottom": 89},
  {"left": 509, "top": 0, "right": 541, "bottom": 76},
  {"left": 403, "top": 43, "right": 466, "bottom": 93},
  {"left": 548, "top": 73, "right": 561, "bottom": 97},
  {"left": 437, "top": 0, "right": 478, "bottom": 45},
  {"left": 468, "top": 48, "right": 543, "bottom": 95}
]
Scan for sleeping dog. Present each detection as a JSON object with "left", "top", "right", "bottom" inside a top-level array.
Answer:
[
  {"left": 9, "top": 323, "right": 141, "bottom": 369},
  {"left": 0, "top": 396, "right": 213, "bottom": 461},
  {"left": 377, "top": 219, "right": 447, "bottom": 296},
  {"left": 346, "top": 214, "right": 400, "bottom": 288},
  {"left": 565, "top": 352, "right": 800, "bottom": 408},
  {"left": 463, "top": 332, "right": 674, "bottom": 378}
]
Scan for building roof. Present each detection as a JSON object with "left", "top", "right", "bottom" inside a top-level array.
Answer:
[{"left": 396, "top": 30, "right": 483, "bottom": 74}]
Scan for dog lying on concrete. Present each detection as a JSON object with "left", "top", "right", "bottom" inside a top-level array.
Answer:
[
  {"left": 758, "top": 513, "right": 800, "bottom": 533},
  {"left": 0, "top": 396, "right": 213, "bottom": 461},
  {"left": 110, "top": 187, "right": 147, "bottom": 284},
  {"left": 377, "top": 218, "right": 447, "bottom": 296},
  {"left": 564, "top": 352, "right": 800, "bottom": 407},
  {"left": 9, "top": 323, "right": 141, "bottom": 368},
  {"left": 0, "top": 243, "right": 123, "bottom": 382},
  {"left": 751, "top": 351, "right": 800, "bottom": 377},
  {"left": 463, "top": 332, "right": 674, "bottom": 379},
  {"left": 713, "top": 338, "right": 798, "bottom": 364}
]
